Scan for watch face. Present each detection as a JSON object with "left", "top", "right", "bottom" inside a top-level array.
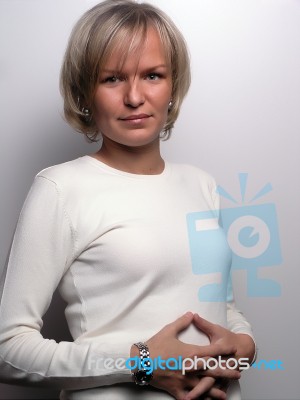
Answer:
[{"left": 135, "top": 369, "right": 153, "bottom": 385}]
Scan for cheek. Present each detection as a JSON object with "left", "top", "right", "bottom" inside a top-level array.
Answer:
[
  {"left": 94, "top": 89, "right": 119, "bottom": 113},
  {"left": 159, "top": 83, "right": 172, "bottom": 104},
  {"left": 150, "top": 87, "right": 171, "bottom": 108}
]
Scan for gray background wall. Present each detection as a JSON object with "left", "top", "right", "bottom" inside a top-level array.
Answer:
[{"left": 1, "top": 0, "right": 299, "bottom": 399}]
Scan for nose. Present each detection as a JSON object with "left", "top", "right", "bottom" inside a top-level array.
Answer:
[{"left": 124, "top": 80, "right": 145, "bottom": 108}]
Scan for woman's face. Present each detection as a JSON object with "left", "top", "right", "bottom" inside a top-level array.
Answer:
[{"left": 93, "top": 27, "right": 172, "bottom": 148}]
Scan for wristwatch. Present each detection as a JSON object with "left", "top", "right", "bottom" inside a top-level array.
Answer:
[{"left": 131, "top": 342, "right": 153, "bottom": 385}]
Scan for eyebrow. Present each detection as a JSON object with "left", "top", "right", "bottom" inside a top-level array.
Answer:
[{"left": 101, "top": 64, "right": 169, "bottom": 74}]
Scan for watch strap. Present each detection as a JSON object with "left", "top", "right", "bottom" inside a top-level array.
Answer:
[{"left": 132, "top": 342, "right": 153, "bottom": 385}]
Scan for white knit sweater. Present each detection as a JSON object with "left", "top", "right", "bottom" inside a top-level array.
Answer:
[{"left": 0, "top": 156, "right": 254, "bottom": 399}]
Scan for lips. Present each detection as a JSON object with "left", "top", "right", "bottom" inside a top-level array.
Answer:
[{"left": 120, "top": 114, "right": 150, "bottom": 121}]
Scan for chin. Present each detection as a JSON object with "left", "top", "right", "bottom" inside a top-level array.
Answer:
[{"left": 121, "top": 133, "right": 161, "bottom": 147}]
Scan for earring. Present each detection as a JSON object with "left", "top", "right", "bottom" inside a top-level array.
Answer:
[
  {"left": 168, "top": 100, "right": 173, "bottom": 111},
  {"left": 82, "top": 107, "right": 91, "bottom": 122},
  {"left": 77, "top": 96, "right": 91, "bottom": 122}
]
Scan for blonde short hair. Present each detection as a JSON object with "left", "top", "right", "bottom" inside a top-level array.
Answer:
[{"left": 60, "top": 0, "right": 191, "bottom": 141}]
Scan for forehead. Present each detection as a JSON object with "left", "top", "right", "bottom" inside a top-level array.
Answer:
[{"left": 101, "top": 26, "right": 170, "bottom": 71}]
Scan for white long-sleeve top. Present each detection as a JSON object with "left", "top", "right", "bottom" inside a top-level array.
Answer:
[{"left": 0, "top": 156, "right": 254, "bottom": 399}]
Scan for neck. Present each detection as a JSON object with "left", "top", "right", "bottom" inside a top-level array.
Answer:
[{"left": 92, "top": 138, "right": 165, "bottom": 175}]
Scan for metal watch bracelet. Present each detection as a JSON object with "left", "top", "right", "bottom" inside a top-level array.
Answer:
[{"left": 131, "top": 342, "right": 153, "bottom": 385}]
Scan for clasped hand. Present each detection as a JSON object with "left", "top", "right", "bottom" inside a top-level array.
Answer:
[{"left": 132, "top": 312, "right": 254, "bottom": 400}]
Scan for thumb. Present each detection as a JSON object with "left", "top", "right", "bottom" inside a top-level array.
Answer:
[
  {"left": 167, "top": 312, "right": 194, "bottom": 336},
  {"left": 193, "top": 313, "right": 216, "bottom": 339}
]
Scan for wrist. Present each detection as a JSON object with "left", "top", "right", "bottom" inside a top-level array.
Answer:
[
  {"left": 130, "top": 344, "right": 139, "bottom": 359},
  {"left": 131, "top": 342, "right": 153, "bottom": 386}
]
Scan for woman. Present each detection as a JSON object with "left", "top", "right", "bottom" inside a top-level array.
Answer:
[{"left": 0, "top": 1, "right": 256, "bottom": 399}]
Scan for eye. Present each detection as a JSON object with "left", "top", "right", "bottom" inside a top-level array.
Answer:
[
  {"left": 102, "top": 76, "right": 120, "bottom": 83},
  {"left": 146, "top": 73, "right": 162, "bottom": 81},
  {"left": 100, "top": 74, "right": 126, "bottom": 84}
]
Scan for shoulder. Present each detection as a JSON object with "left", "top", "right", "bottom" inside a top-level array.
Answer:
[
  {"left": 29, "top": 156, "right": 99, "bottom": 206},
  {"left": 170, "top": 162, "right": 220, "bottom": 209},
  {"left": 170, "top": 162, "right": 217, "bottom": 190},
  {"left": 18, "top": 158, "right": 90, "bottom": 222},
  {"left": 36, "top": 156, "right": 88, "bottom": 184}
]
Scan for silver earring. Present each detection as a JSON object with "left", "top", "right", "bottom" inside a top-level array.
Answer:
[
  {"left": 168, "top": 100, "right": 173, "bottom": 111},
  {"left": 77, "top": 96, "right": 91, "bottom": 122},
  {"left": 82, "top": 107, "right": 91, "bottom": 122}
]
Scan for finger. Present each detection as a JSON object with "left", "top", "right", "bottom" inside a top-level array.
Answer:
[
  {"left": 183, "top": 377, "right": 215, "bottom": 400},
  {"left": 180, "top": 342, "right": 235, "bottom": 370},
  {"left": 166, "top": 379, "right": 202, "bottom": 400},
  {"left": 198, "top": 365, "right": 240, "bottom": 380},
  {"left": 206, "top": 386, "right": 227, "bottom": 399},
  {"left": 187, "top": 387, "right": 226, "bottom": 400},
  {"left": 193, "top": 313, "right": 216, "bottom": 338},
  {"left": 193, "top": 341, "right": 237, "bottom": 359},
  {"left": 183, "top": 375, "right": 201, "bottom": 390},
  {"left": 165, "top": 312, "right": 194, "bottom": 335}
]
